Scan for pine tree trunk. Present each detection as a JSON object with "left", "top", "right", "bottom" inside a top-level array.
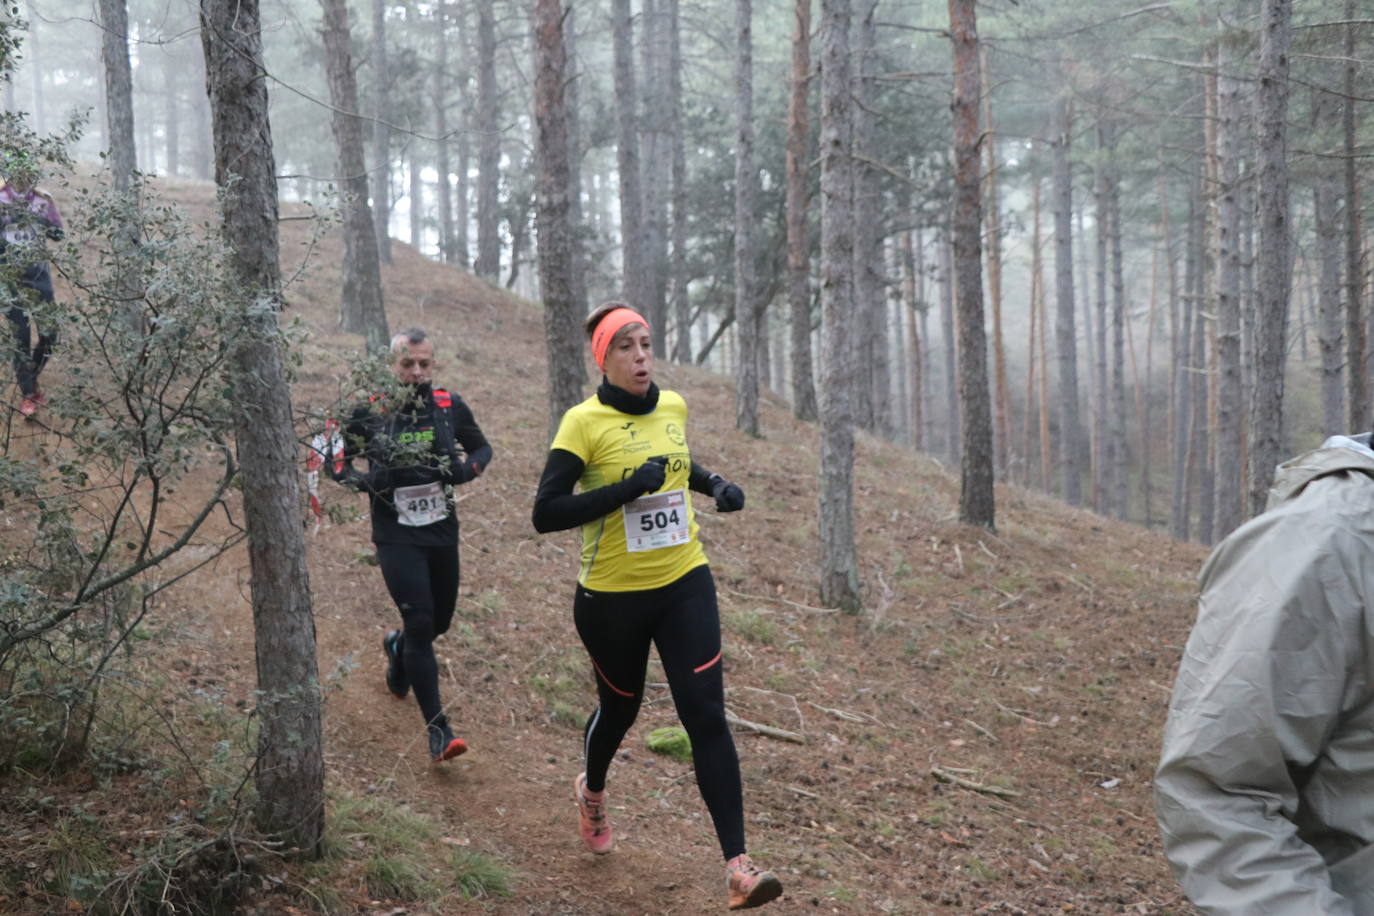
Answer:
[
  {"left": 535, "top": 0, "right": 584, "bottom": 439},
  {"left": 1108, "top": 162, "right": 1128, "bottom": 520},
  {"left": 1032, "top": 176, "right": 1052, "bottom": 492},
  {"left": 1345, "top": 0, "right": 1367, "bottom": 433},
  {"left": 436, "top": 14, "right": 454, "bottom": 263},
  {"left": 818, "top": 0, "right": 861, "bottom": 613},
  {"left": 612, "top": 0, "right": 648, "bottom": 308},
  {"left": 786, "top": 0, "right": 818, "bottom": 419},
  {"left": 1213, "top": 18, "right": 1243, "bottom": 538},
  {"left": 98, "top": 0, "right": 141, "bottom": 332},
  {"left": 1092, "top": 125, "right": 1108, "bottom": 514},
  {"left": 321, "top": 0, "right": 388, "bottom": 354},
  {"left": 1051, "top": 91, "right": 1083, "bottom": 506},
  {"left": 733, "top": 0, "right": 759, "bottom": 436},
  {"left": 475, "top": 0, "right": 501, "bottom": 280},
  {"left": 1248, "top": 0, "right": 1292, "bottom": 515},
  {"left": 562, "top": 5, "right": 589, "bottom": 317},
  {"left": 371, "top": 0, "right": 392, "bottom": 264},
  {"left": 1314, "top": 85, "right": 1345, "bottom": 436},
  {"left": 409, "top": 143, "right": 423, "bottom": 251},
  {"left": 939, "top": 230, "right": 960, "bottom": 464},
  {"left": 900, "top": 227, "right": 923, "bottom": 450},
  {"left": 981, "top": 47, "right": 1009, "bottom": 476},
  {"left": 199, "top": 0, "right": 323, "bottom": 854},
  {"left": 639, "top": 0, "right": 669, "bottom": 353},
  {"left": 852, "top": 0, "right": 885, "bottom": 437},
  {"left": 668, "top": 0, "right": 691, "bottom": 364},
  {"left": 948, "top": 0, "right": 994, "bottom": 529},
  {"left": 26, "top": 0, "right": 44, "bottom": 134}
]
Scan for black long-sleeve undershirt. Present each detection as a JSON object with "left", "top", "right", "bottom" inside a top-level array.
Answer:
[{"left": 531, "top": 449, "right": 719, "bottom": 533}]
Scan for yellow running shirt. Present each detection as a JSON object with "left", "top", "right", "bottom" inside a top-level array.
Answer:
[{"left": 550, "top": 389, "right": 709, "bottom": 591}]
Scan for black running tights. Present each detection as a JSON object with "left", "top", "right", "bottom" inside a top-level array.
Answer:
[
  {"left": 573, "top": 564, "right": 745, "bottom": 860},
  {"left": 376, "top": 541, "right": 459, "bottom": 727},
  {"left": 8, "top": 292, "right": 56, "bottom": 399}
]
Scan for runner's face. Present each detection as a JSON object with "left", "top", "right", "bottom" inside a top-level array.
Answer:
[
  {"left": 392, "top": 339, "right": 435, "bottom": 386},
  {"left": 603, "top": 324, "right": 652, "bottom": 396}
]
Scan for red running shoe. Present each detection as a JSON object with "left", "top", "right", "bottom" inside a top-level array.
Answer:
[
  {"left": 427, "top": 717, "right": 467, "bottom": 762},
  {"left": 726, "top": 853, "right": 782, "bottom": 909},
  {"left": 574, "top": 772, "right": 614, "bottom": 854}
]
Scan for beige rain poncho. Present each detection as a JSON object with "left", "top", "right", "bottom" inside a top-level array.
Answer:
[{"left": 1156, "top": 436, "right": 1374, "bottom": 915}]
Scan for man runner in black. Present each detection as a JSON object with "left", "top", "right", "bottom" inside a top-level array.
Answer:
[
  {"left": 532, "top": 303, "right": 782, "bottom": 910},
  {"left": 332, "top": 327, "right": 492, "bottom": 762}
]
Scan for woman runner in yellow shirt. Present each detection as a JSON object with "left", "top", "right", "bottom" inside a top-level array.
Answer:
[{"left": 532, "top": 303, "right": 782, "bottom": 910}]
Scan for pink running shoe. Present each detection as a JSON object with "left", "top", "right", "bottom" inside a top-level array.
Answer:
[
  {"left": 574, "top": 772, "right": 614, "bottom": 854},
  {"left": 726, "top": 853, "right": 782, "bottom": 909},
  {"left": 18, "top": 395, "right": 37, "bottom": 418}
]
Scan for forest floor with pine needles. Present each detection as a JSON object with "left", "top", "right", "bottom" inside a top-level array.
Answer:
[{"left": 0, "top": 175, "right": 1208, "bottom": 915}]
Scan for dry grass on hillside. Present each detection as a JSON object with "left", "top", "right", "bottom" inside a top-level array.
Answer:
[{"left": 0, "top": 174, "right": 1209, "bottom": 915}]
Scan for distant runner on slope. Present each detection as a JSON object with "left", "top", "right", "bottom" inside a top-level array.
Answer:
[
  {"left": 0, "top": 151, "right": 64, "bottom": 418},
  {"left": 531, "top": 303, "right": 782, "bottom": 910},
  {"left": 331, "top": 327, "right": 492, "bottom": 763}
]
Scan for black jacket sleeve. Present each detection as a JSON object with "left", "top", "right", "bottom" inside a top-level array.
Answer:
[
  {"left": 333, "top": 406, "right": 387, "bottom": 495},
  {"left": 445, "top": 395, "right": 492, "bottom": 484},
  {"left": 689, "top": 460, "right": 721, "bottom": 496},
  {"left": 532, "top": 448, "right": 642, "bottom": 533}
]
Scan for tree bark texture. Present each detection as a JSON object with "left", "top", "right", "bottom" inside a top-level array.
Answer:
[
  {"left": 1107, "top": 165, "right": 1127, "bottom": 520},
  {"left": 733, "top": 0, "right": 759, "bottom": 436},
  {"left": 1051, "top": 91, "right": 1083, "bottom": 506},
  {"left": 786, "top": 0, "right": 817, "bottom": 421},
  {"left": 668, "top": 0, "right": 691, "bottom": 364},
  {"left": 1092, "top": 125, "right": 1108, "bottom": 513},
  {"left": 534, "top": 0, "right": 584, "bottom": 439},
  {"left": 948, "top": 0, "right": 994, "bottom": 530},
  {"left": 1314, "top": 83, "right": 1345, "bottom": 437},
  {"left": 980, "top": 47, "right": 1009, "bottom": 477},
  {"left": 321, "top": 0, "right": 388, "bottom": 354},
  {"left": 562, "top": 5, "right": 589, "bottom": 320},
  {"left": 611, "top": 0, "right": 649, "bottom": 309},
  {"left": 852, "top": 0, "right": 886, "bottom": 437},
  {"left": 1344, "top": 0, "right": 1367, "bottom": 433},
  {"left": 1214, "top": 18, "right": 1243, "bottom": 538},
  {"left": 1248, "top": 0, "right": 1292, "bottom": 516},
  {"left": 371, "top": 0, "right": 392, "bottom": 263},
  {"left": 818, "top": 0, "right": 861, "bottom": 613},
  {"left": 434, "top": 1, "right": 454, "bottom": 262},
  {"left": 639, "top": 0, "right": 669, "bottom": 353},
  {"left": 199, "top": 0, "right": 324, "bottom": 855},
  {"left": 475, "top": 0, "right": 501, "bottom": 280},
  {"left": 939, "top": 230, "right": 959, "bottom": 464},
  {"left": 98, "top": 0, "right": 142, "bottom": 331}
]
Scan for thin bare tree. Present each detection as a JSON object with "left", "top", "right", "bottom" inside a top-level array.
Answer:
[
  {"left": 199, "top": 0, "right": 323, "bottom": 854},
  {"left": 320, "top": 0, "right": 388, "bottom": 353},
  {"left": 818, "top": 0, "right": 861, "bottom": 612},
  {"left": 948, "top": 0, "right": 994, "bottom": 529},
  {"left": 1247, "top": 0, "right": 1292, "bottom": 515}
]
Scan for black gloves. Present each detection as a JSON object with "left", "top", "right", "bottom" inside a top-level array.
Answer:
[
  {"left": 626, "top": 455, "right": 669, "bottom": 497},
  {"left": 709, "top": 474, "right": 745, "bottom": 512}
]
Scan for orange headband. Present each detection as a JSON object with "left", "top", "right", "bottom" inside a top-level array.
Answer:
[{"left": 591, "top": 307, "right": 650, "bottom": 371}]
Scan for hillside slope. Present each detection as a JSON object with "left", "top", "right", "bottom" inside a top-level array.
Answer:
[{"left": 5, "top": 177, "right": 1208, "bottom": 915}]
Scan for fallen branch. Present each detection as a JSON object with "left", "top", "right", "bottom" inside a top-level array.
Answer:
[
  {"left": 931, "top": 765, "right": 1022, "bottom": 798},
  {"left": 964, "top": 718, "right": 998, "bottom": 743},
  {"left": 725, "top": 586, "right": 841, "bottom": 614},
  {"left": 808, "top": 701, "right": 867, "bottom": 724},
  {"left": 726, "top": 709, "right": 806, "bottom": 744},
  {"left": 786, "top": 785, "right": 819, "bottom": 799}
]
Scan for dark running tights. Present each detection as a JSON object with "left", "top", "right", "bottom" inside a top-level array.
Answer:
[
  {"left": 375, "top": 541, "right": 459, "bottom": 728},
  {"left": 574, "top": 564, "right": 745, "bottom": 860},
  {"left": 8, "top": 298, "right": 56, "bottom": 398}
]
